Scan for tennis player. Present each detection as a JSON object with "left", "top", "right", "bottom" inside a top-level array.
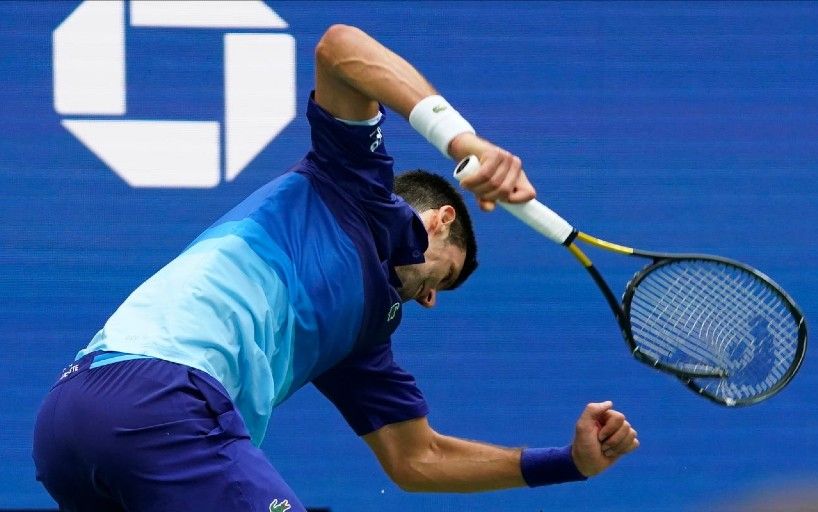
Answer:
[{"left": 33, "top": 25, "right": 638, "bottom": 511}]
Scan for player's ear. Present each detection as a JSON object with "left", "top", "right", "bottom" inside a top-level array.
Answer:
[
  {"left": 432, "top": 205, "right": 456, "bottom": 239},
  {"left": 439, "top": 205, "right": 456, "bottom": 226}
]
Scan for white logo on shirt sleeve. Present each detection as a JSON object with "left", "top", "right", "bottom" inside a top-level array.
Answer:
[{"left": 369, "top": 126, "right": 383, "bottom": 152}]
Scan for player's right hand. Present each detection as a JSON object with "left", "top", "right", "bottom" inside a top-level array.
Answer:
[
  {"left": 571, "top": 401, "right": 639, "bottom": 477},
  {"left": 449, "top": 133, "right": 536, "bottom": 212}
]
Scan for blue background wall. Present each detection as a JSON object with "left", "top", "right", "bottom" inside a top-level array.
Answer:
[{"left": 2, "top": 2, "right": 817, "bottom": 510}]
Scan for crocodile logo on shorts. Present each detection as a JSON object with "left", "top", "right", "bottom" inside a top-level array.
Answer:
[{"left": 269, "top": 498, "right": 291, "bottom": 512}]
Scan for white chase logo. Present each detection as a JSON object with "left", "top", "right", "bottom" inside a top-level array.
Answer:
[{"left": 53, "top": 1, "right": 296, "bottom": 188}]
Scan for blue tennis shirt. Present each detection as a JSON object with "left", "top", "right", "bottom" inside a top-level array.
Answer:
[{"left": 79, "top": 94, "right": 431, "bottom": 445}]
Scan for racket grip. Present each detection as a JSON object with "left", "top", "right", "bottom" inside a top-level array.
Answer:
[{"left": 453, "top": 155, "right": 575, "bottom": 245}]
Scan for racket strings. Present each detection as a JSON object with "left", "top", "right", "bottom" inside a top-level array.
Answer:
[
  {"left": 627, "top": 260, "right": 800, "bottom": 402},
  {"left": 632, "top": 269, "right": 755, "bottom": 363},
  {"left": 632, "top": 264, "right": 794, "bottom": 364},
  {"left": 633, "top": 268, "right": 792, "bottom": 365}
]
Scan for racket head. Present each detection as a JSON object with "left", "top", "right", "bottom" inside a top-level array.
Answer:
[{"left": 621, "top": 255, "right": 807, "bottom": 406}]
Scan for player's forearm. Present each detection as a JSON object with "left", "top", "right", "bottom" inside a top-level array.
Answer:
[
  {"left": 315, "top": 24, "right": 436, "bottom": 118},
  {"left": 366, "top": 418, "right": 586, "bottom": 493},
  {"left": 395, "top": 433, "right": 526, "bottom": 493}
]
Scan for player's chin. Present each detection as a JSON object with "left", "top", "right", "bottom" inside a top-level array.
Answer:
[
  {"left": 396, "top": 287, "right": 414, "bottom": 303},
  {"left": 397, "top": 281, "right": 423, "bottom": 303}
]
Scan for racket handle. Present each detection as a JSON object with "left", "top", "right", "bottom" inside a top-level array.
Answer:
[{"left": 453, "top": 155, "right": 575, "bottom": 245}]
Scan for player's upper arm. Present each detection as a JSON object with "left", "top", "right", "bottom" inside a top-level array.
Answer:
[{"left": 314, "top": 24, "right": 380, "bottom": 121}]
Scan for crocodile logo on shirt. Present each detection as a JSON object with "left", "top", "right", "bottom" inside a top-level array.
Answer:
[
  {"left": 432, "top": 103, "right": 448, "bottom": 113},
  {"left": 387, "top": 302, "right": 400, "bottom": 322},
  {"left": 269, "top": 498, "right": 291, "bottom": 512}
]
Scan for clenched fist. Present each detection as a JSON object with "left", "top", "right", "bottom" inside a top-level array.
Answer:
[{"left": 571, "top": 401, "right": 639, "bottom": 477}]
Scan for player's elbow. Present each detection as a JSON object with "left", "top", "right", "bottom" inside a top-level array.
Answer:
[
  {"left": 315, "top": 24, "right": 361, "bottom": 70},
  {"left": 366, "top": 418, "right": 443, "bottom": 493},
  {"left": 379, "top": 443, "right": 442, "bottom": 493},
  {"left": 383, "top": 463, "right": 430, "bottom": 493}
]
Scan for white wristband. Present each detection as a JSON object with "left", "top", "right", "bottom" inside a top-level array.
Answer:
[{"left": 409, "top": 95, "right": 475, "bottom": 159}]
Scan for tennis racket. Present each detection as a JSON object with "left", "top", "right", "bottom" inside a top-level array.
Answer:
[{"left": 455, "top": 155, "right": 807, "bottom": 406}]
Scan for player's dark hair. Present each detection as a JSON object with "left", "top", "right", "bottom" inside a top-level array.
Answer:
[{"left": 394, "top": 170, "right": 478, "bottom": 289}]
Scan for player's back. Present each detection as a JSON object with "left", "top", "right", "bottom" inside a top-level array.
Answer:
[{"left": 80, "top": 169, "right": 366, "bottom": 445}]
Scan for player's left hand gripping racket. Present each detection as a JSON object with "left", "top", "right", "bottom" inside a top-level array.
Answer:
[{"left": 455, "top": 155, "right": 807, "bottom": 406}]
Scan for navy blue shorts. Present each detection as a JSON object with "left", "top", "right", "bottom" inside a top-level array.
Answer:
[{"left": 33, "top": 352, "right": 306, "bottom": 512}]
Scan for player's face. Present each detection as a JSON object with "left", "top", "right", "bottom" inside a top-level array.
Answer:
[{"left": 394, "top": 207, "right": 466, "bottom": 308}]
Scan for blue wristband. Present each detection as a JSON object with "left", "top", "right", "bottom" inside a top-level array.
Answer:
[{"left": 520, "top": 445, "right": 587, "bottom": 487}]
